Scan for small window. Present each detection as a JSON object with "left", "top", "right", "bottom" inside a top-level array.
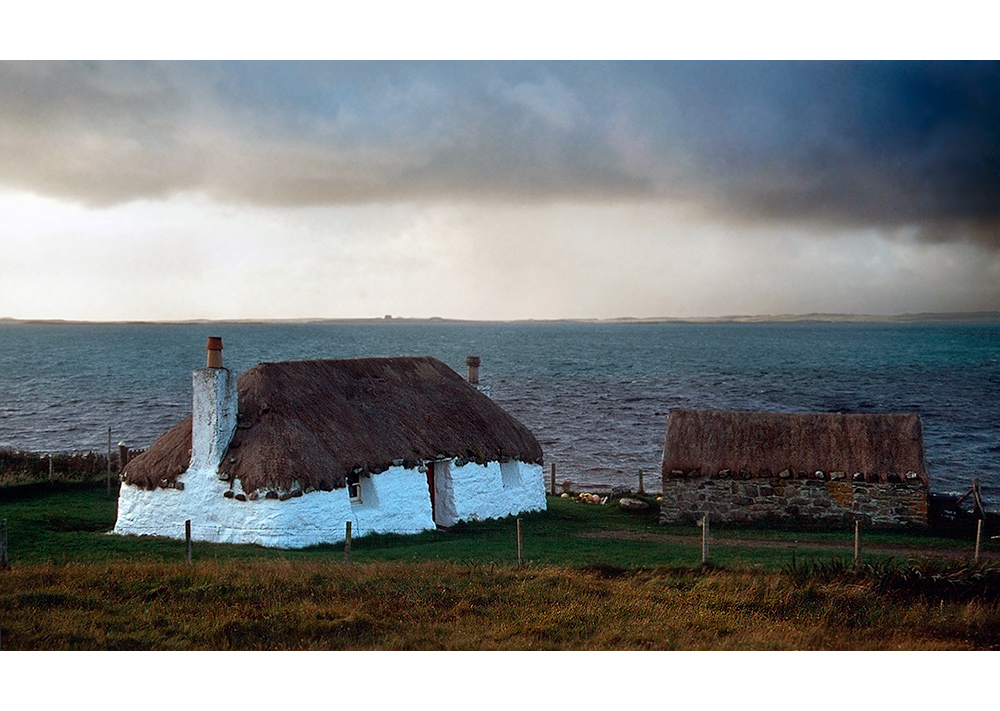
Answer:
[
  {"left": 500, "top": 460, "right": 521, "bottom": 488},
  {"left": 347, "top": 472, "right": 363, "bottom": 504}
]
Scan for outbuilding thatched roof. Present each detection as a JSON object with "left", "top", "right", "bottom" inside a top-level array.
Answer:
[
  {"left": 123, "top": 356, "right": 543, "bottom": 493},
  {"left": 661, "top": 409, "right": 928, "bottom": 483}
]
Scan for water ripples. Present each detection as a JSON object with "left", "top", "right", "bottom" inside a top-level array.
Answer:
[{"left": 1, "top": 320, "right": 997, "bottom": 505}]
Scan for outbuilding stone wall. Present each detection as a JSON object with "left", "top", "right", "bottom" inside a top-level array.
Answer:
[{"left": 660, "top": 472, "right": 928, "bottom": 527}]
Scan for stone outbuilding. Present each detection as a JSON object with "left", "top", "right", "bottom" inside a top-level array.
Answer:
[
  {"left": 114, "top": 339, "right": 546, "bottom": 548},
  {"left": 660, "top": 408, "right": 929, "bottom": 527}
]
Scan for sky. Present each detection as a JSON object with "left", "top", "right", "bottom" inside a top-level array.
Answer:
[{"left": 2, "top": 58, "right": 999, "bottom": 321}]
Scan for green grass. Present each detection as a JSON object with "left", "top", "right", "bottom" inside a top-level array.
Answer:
[
  {"left": 1, "top": 484, "right": 991, "bottom": 570},
  {"left": 4, "top": 484, "right": 1000, "bottom": 650}
]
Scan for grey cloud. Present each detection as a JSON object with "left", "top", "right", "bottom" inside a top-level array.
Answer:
[
  {"left": 1, "top": 61, "right": 998, "bottom": 247},
  {"left": 0, "top": 62, "right": 215, "bottom": 204},
  {"left": 0, "top": 61, "right": 639, "bottom": 207},
  {"left": 494, "top": 76, "right": 587, "bottom": 131}
]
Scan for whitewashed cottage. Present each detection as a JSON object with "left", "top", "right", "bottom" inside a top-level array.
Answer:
[{"left": 114, "top": 339, "right": 546, "bottom": 548}]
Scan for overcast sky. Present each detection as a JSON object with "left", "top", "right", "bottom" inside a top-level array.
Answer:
[{"left": 2, "top": 59, "right": 998, "bottom": 320}]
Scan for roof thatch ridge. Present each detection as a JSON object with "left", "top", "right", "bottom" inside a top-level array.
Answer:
[
  {"left": 661, "top": 408, "right": 928, "bottom": 483},
  {"left": 122, "top": 355, "right": 543, "bottom": 493}
]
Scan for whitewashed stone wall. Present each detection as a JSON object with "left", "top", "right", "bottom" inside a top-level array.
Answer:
[
  {"left": 438, "top": 460, "right": 547, "bottom": 527},
  {"left": 114, "top": 458, "right": 547, "bottom": 548},
  {"left": 115, "top": 465, "right": 435, "bottom": 547}
]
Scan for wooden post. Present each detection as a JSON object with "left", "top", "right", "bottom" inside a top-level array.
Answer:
[
  {"left": 973, "top": 479, "right": 984, "bottom": 519},
  {"left": 1, "top": 518, "right": 8, "bottom": 570},
  {"left": 853, "top": 520, "right": 860, "bottom": 570},
  {"left": 701, "top": 515, "right": 709, "bottom": 564},
  {"left": 975, "top": 518, "right": 983, "bottom": 563},
  {"left": 638, "top": 469, "right": 645, "bottom": 494},
  {"left": 344, "top": 521, "right": 352, "bottom": 564},
  {"left": 958, "top": 479, "right": 985, "bottom": 518},
  {"left": 48, "top": 453, "right": 54, "bottom": 485},
  {"left": 185, "top": 519, "right": 192, "bottom": 566},
  {"left": 550, "top": 463, "right": 556, "bottom": 496},
  {"left": 516, "top": 517, "right": 524, "bottom": 567},
  {"left": 106, "top": 427, "right": 112, "bottom": 497}
]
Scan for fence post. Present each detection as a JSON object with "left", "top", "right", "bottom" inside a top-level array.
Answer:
[
  {"left": 638, "top": 469, "right": 645, "bottom": 494},
  {"left": 973, "top": 479, "right": 984, "bottom": 518},
  {"left": 344, "top": 521, "right": 352, "bottom": 564},
  {"left": 185, "top": 519, "right": 192, "bottom": 566},
  {"left": 516, "top": 517, "right": 524, "bottom": 567},
  {"left": 854, "top": 520, "right": 860, "bottom": 570},
  {"left": 550, "top": 463, "right": 556, "bottom": 496},
  {"left": 49, "top": 453, "right": 54, "bottom": 485},
  {"left": 975, "top": 518, "right": 983, "bottom": 563},
  {"left": 1, "top": 518, "right": 8, "bottom": 570},
  {"left": 701, "top": 515, "right": 709, "bottom": 564}
]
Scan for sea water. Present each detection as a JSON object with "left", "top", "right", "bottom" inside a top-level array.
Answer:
[{"left": 1, "top": 320, "right": 997, "bottom": 507}]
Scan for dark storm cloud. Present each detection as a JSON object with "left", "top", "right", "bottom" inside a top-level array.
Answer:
[
  {"left": 665, "top": 62, "right": 1000, "bottom": 246},
  {"left": 1, "top": 61, "right": 997, "bottom": 245}
]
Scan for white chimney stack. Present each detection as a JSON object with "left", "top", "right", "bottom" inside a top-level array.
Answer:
[{"left": 190, "top": 337, "right": 238, "bottom": 471}]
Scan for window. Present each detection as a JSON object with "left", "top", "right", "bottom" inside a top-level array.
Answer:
[
  {"left": 500, "top": 460, "right": 521, "bottom": 488},
  {"left": 347, "top": 471, "right": 363, "bottom": 504}
]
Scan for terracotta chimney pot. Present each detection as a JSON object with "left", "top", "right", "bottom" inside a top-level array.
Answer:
[{"left": 206, "top": 337, "right": 224, "bottom": 368}]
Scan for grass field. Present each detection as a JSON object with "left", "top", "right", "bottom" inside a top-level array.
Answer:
[{"left": 2, "top": 484, "right": 999, "bottom": 651}]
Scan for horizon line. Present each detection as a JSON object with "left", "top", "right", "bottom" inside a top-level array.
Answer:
[{"left": 2, "top": 311, "right": 999, "bottom": 326}]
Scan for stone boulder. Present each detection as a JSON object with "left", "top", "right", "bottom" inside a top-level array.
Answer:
[{"left": 618, "top": 497, "right": 652, "bottom": 513}]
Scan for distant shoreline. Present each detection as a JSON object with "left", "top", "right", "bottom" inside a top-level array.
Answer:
[{"left": 2, "top": 311, "right": 999, "bottom": 326}]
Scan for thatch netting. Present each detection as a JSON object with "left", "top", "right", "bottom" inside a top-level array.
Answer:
[
  {"left": 123, "top": 356, "right": 543, "bottom": 493},
  {"left": 661, "top": 409, "right": 928, "bottom": 483}
]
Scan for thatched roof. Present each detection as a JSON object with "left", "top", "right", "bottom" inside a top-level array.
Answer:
[
  {"left": 662, "top": 409, "right": 928, "bottom": 483},
  {"left": 123, "top": 356, "right": 543, "bottom": 493}
]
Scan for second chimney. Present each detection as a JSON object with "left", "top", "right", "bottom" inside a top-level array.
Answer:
[{"left": 466, "top": 356, "right": 481, "bottom": 385}]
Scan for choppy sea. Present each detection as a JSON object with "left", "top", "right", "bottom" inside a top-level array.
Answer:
[{"left": 1, "top": 320, "right": 998, "bottom": 508}]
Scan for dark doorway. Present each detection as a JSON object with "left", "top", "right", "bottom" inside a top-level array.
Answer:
[{"left": 426, "top": 461, "right": 437, "bottom": 523}]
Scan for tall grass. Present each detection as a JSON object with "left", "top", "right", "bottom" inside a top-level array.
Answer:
[
  {"left": 785, "top": 556, "right": 1000, "bottom": 603},
  {"left": 3, "top": 559, "right": 999, "bottom": 650}
]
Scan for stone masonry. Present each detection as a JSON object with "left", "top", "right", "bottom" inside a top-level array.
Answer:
[{"left": 660, "top": 471, "right": 929, "bottom": 527}]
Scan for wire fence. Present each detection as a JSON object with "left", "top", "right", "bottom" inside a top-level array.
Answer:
[
  {"left": 1, "top": 456, "right": 996, "bottom": 570},
  {"left": 0, "top": 446, "right": 146, "bottom": 487}
]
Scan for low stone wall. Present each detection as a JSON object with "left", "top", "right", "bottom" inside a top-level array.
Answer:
[{"left": 660, "top": 475, "right": 929, "bottom": 528}]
